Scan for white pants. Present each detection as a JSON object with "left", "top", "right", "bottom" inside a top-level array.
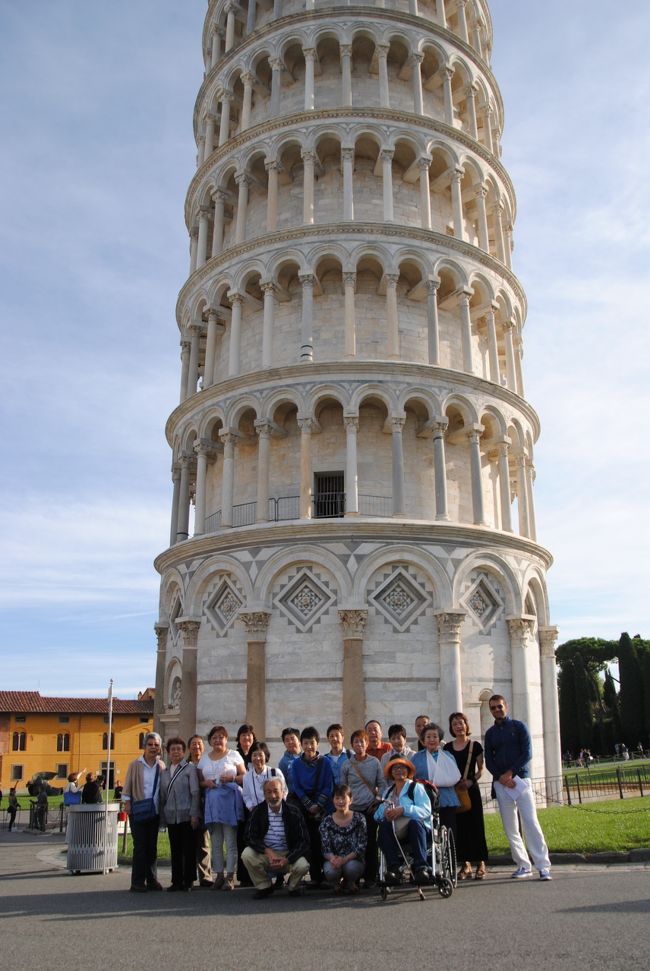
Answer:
[{"left": 494, "top": 779, "right": 551, "bottom": 871}]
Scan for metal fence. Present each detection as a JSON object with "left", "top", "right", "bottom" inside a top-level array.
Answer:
[
  {"left": 205, "top": 493, "right": 393, "bottom": 531},
  {"left": 477, "top": 764, "right": 649, "bottom": 810}
]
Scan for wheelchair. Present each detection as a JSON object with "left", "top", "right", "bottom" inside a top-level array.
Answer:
[{"left": 377, "top": 791, "right": 457, "bottom": 901}]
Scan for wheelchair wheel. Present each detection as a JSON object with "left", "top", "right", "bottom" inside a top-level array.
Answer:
[
  {"left": 438, "top": 876, "right": 453, "bottom": 899},
  {"left": 440, "top": 826, "right": 457, "bottom": 890}
]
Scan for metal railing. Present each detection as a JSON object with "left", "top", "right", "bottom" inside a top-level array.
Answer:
[
  {"left": 477, "top": 765, "right": 650, "bottom": 810},
  {"left": 205, "top": 493, "right": 393, "bottom": 530}
]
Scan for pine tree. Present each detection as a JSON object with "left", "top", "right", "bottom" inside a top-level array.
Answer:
[
  {"left": 558, "top": 659, "right": 579, "bottom": 756},
  {"left": 617, "top": 632, "right": 646, "bottom": 745}
]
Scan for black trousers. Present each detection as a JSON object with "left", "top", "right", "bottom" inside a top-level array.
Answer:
[
  {"left": 362, "top": 810, "right": 378, "bottom": 882},
  {"left": 168, "top": 821, "right": 196, "bottom": 888},
  {"left": 302, "top": 811, "right": 324, "bottom": 883},
  {"left": 130, "top": 815, "right": 159, "bottom": 887}
]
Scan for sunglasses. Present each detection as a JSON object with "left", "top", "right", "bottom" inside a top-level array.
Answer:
[{"left": 489, "top": 704, "right": 505, "bottom": 711}]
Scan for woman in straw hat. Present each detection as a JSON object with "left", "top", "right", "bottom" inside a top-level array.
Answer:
[{"left": 374, "top": 757, "right": 432, "bottom": 885}]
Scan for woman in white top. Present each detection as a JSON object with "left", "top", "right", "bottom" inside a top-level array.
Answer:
[
  {"left": 242, "top": 741, "right": 286, "bottom": 811},
  {"left": 197, "top": 725, "right": 245, "bottom": 891}
]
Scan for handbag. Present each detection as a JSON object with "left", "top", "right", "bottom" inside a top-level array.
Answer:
[
  {"left": 454, "top": 741, "right": 474, "bottom": 814},
  {"left": 63, "top": 791, "right": 81, "bottom": 806},
  {"left": 130, "top": 764, "right": 160, "bottom": 821}
]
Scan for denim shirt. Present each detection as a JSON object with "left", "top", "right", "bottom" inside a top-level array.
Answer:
[{"left": 484, "top": 717, "right": 532, "bottom": 780}]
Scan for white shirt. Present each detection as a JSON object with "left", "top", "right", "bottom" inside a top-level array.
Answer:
[
  {"left": 242, "top": 766, "right": 286, "bottom": 810},
  {"left": 139, "top": 756, "right": 161, "bottom": 809},
  {"left": 198, "top": 749, "right": 244, "bottom": 784}
]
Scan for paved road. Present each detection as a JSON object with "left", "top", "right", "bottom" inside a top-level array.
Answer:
[{"left": 1, "top": 831, "right": 648, "bottom": 970}]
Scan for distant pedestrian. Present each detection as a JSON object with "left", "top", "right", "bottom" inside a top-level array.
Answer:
[
  {"left": 36, "top": 787, "right": 48, "bottom": 831},
  {"left": 81, "top": 772, "right": 102, "bottom": 804},
  {"left": 484, "top": 695, "right": 551, "bottom": 881},
  {"left": 7, "top": 789, "right": 18, "bottom": 831}
]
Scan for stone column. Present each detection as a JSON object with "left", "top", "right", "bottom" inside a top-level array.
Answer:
[
  {"left": 241, "top": 73, "right": 254, "bottom": 129},
  {"left": 270, "top": 58, "right": 283, "bottom": 116},
  {"left": 377, "top": 45, "right": 390, "bottom": 108},
  {"left": 228, "top": 292, "right": 243, "bottom": 376},
  {"left": 503, "top": 319, "right": 517, "bottom": 391},
  {"left": 196, "top": 207, "right": 210, "bottom": 268},
  {"left": 177, "top": 619, "right": 201, "bottom": 743},
  {"left": 475, "top": 183, "right": 489, "bottom": 251},
  {"left": 265, "top": 160, "right": 279, "bottom": 232},
  {"left": 218, "top": 92, "right": 231, "bottom": 147},
  {"left": 261, "top": 282, "right": 275, "bottom": 367},
  {"left": 203, "top": 113, "right": 216, "bottom": 161},
  {"left": 197, "top": 135, "right": 205, "bottom": 168},
  {"left": 485, "top": 305, "right": 500, "bottom": 383},
  {"left": 343, "top": 272, "right": 356, "bottom": 357},
  {"left": 153, "top": 623, "right": 169, "bottom": 736},
  {"left": 342, "top": 148, "right": 354, "bottom": 220},
  {"left": 411, "top": 53, "right": 424, "bottom": 115},
  {"left": 442, "top": 67, "right": 454, "bottom": 125},
  {"left": 436, "top": 612, "right": 466, "bottom": 718},
  {"left": 193, "top": 441, "right": 214, "bottom": 535},
  {"left": 212, "top": 189, "right": 225, "bottom": 256},
  {"left": 495, "top": 439, "right": 512, "bottom": 532},
  {"left": 507, "top": 617, "right": 536, "bottom": 727},
  {"left": 273, "top": 0, "right": 282, "bottom": 17},
  {"left": 525, "top": 458, "right": 537, "bottom": 542},
  {"left": 235, "top": 174, "right": 249, "bottom": 244},
  {"left": 465, "top": 83, "right": 478, "bottom": 139},
  {"left": 451, "top": 166, "right": 465, "bottom": 240},
  {"left": 303, "top": 48, "right": 316, "bottom": 110},
  {"left": 169, "top": 466, "right": 181, "bottom": 545},
  {"left": 340, "top": 45, "right": 352, "bottom": 106},
  {"left": 458, "top": 288, "right": 474, "bottom": 372},
  {"left": 483, "top": 103, "right": 494, "bottom": 154},
  {"left": 210, "top": 28, "right": 222, "bottom": 69},
  {"left": 204, "top": 308, "right": 219, "bottom": 389},
  {"left": 467, "top": 425, "right": 486, "bottom": 525},
  {"left": 515, "top": 450, "right": 530, "bottom": 537},
  {"left": 179, "top": 339, "right": 191, "bottom": 403},
  {"left": 494, "top": 200, "right": 506, "bottom": 263},
  {"left": 239, "top": 612, "right": 271, "bottom": 737},
  {"left": 186, "top": 324, "right": 201, "bottom": 398},
  {"left": 418, "top": 157, "right": 432, "bottom": 230},
  {"left": 255, "top": 419, "right": 272, "bottom": 522},
  {"left": 339, "top": 610, "right": 368, "bottom": 729},
  {"left": 220, "top": 432, "right": 236, "bottom": 527},
  {"left": 426, "top": 280, "right": 440, "bottom": 365},
  {"left": 457, "top": 0, "right": 469, "bottom": 43},
  {"left": 432, "top": 419, "right": 449, "bottom": 520},
  {"left": 189, "top": 228, "right": 198, "bottom": 274},
  {"left": 385, "top": 273, "right": 400, "bottom": 358},
  {"left": 176, "top": 454, "right": 191, "bottom": 542},
  {"left": 299, "top": 273, "right": 314, "bottom": 362},
  {"left": 344, "top": 416, "right": 359, "bottom": 515},
  {"left": 437, "top": 0, "right": 447, "bottom": 28},
  {"left": 381, "top": 150, "right": 394, "bottom": 222},
  {"left": 391, "top": 416, "right": 405, "bottom": 516},
  {"left": 302, "top": 151, "right": 315, "bottom": 225},
  {"left": 246, "top": 0, "right": 256, "bottom": 34},
  {"left": 224, "top": 3, "right": 236, "bottom": 50},
  {"left": 298, "top": 418, "right": 313, "bottom": 518},
  {"left": 539, "top": 625, "right": 563, "bottom": 798}
]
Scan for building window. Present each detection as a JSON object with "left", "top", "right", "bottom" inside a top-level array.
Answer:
[
  {"left": 102, "top": 732, "right": 114, "bottom": 749},
  {"left": 12, "top": 731, "right": 26, "bottom": 751},
  {"left": 57, "top": 764, "right": 68, "bottom": 779},
  {"left": 15, "top": 715, "right": 26, "bottom": 723},
  {"left": 139, "top": 716, "right": 149, "bottom": 723},
  {"left": 103, "top": 715, "right": 110, "bottom": 723},
  {"left": 11, "top": 765, "right": 23, "bottom": 781},
  {"left": 313, "top": 471, "right": 345, "bottom": 518},
  {"left": 139, "top": 732, "right": 146, "bottom": 747},
  {"left": 59, "top": 715, "right": 70, "bottom": 724},
  {"left": 57, "top": 733, "right": 70, "bottom": 752}
]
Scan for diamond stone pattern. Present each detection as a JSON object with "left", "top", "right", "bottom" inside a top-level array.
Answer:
[
  {"left": 205, "top": 577, "right": 244, "bottom": 635},
  {"left": 462, "top": 574, "right": 503, "bottom": 633},
  {"left": 276, "top": 569, "right": 335, "bottom": 632},
  {"left": 369, "top": 568, "right": 429, "bottom": 633}
]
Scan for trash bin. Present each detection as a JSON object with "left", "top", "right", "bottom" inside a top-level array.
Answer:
[{"left": 66, "top": 804, "right": 120, "bottom": 873}]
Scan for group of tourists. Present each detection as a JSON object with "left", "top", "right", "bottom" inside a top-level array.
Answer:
[{"left": 122, "top": 694, "right": 551, "bottom": 896}]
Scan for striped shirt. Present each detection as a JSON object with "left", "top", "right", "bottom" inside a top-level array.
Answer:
[{"left": 264, "top": 805, "right": 288, "bottom": 852}]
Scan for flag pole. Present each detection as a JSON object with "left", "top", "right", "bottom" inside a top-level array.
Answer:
[{"left": 104, "top": 678, "right": 114, "bottom": 875}]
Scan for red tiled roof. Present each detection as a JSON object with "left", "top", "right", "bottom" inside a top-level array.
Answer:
[{"left": 0, "top": 691, "right": 154, "bottom": 715}]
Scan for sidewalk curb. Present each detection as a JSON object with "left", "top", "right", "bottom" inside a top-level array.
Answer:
[{"left": 489, "top": 849, "right": 650, "bottom": 866}]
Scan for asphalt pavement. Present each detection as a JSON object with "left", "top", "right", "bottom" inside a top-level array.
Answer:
[{"left": 1, "top": 829, "right": 648, "bottom": 970}]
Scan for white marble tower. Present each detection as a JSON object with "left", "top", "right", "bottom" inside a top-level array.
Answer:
[{"left": 154, "top": 0, "right": 561, "bottom": 785}]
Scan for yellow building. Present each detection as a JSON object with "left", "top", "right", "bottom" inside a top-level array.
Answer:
[{"left": 0, "top": 690, "right": 154, "bottom": 794}]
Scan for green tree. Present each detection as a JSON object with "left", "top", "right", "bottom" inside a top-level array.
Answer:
[
  {"left": 617, "top": 632, "right": 646, "bottom": 745},
  {"left": 558, "top": 659, "right": 579, "bottom": 756}
]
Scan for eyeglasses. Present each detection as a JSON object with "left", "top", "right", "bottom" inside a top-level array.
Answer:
[{"left": 489, "top": 704, "right": 505, "bottom": 711}]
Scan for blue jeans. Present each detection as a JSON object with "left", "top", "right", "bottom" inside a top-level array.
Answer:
[{"left": 378, "top": 818, "right": 428, "bottom": 871}]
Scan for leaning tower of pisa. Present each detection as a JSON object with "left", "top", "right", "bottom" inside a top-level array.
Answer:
[{"left": 154, "top": 0, "right": 561, "bottom": 783}]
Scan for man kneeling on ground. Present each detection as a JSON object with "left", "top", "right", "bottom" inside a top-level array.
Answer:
[{"left": 242, "top": 777, "right": 310, "bottom": 898}]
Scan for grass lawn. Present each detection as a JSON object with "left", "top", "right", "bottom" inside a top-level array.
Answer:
[
  {"left": 562, "top": 759, "right": 650, "bottom": 783},
  {"left": 117, "top": 797, "right": 650, "bottom": 863},
  {"left": 484, "top": 796, "right": 650, "bottom": 855}
]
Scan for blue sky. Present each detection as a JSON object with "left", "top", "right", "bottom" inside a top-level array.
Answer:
[{"left": 1, "top": 2, "right": 648, "bottom": 696}]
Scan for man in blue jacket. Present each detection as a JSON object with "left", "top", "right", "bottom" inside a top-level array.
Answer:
[{"left": 484, "top": 695, "right": 552, "bottom": 881}]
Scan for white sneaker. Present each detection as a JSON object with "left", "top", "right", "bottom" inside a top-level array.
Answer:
[
  {"left": 539, "top": 869, "right": 552, "bottom": 881},
  {"left": 511, "top": 867, "right": 532, "bottom": 879}
]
